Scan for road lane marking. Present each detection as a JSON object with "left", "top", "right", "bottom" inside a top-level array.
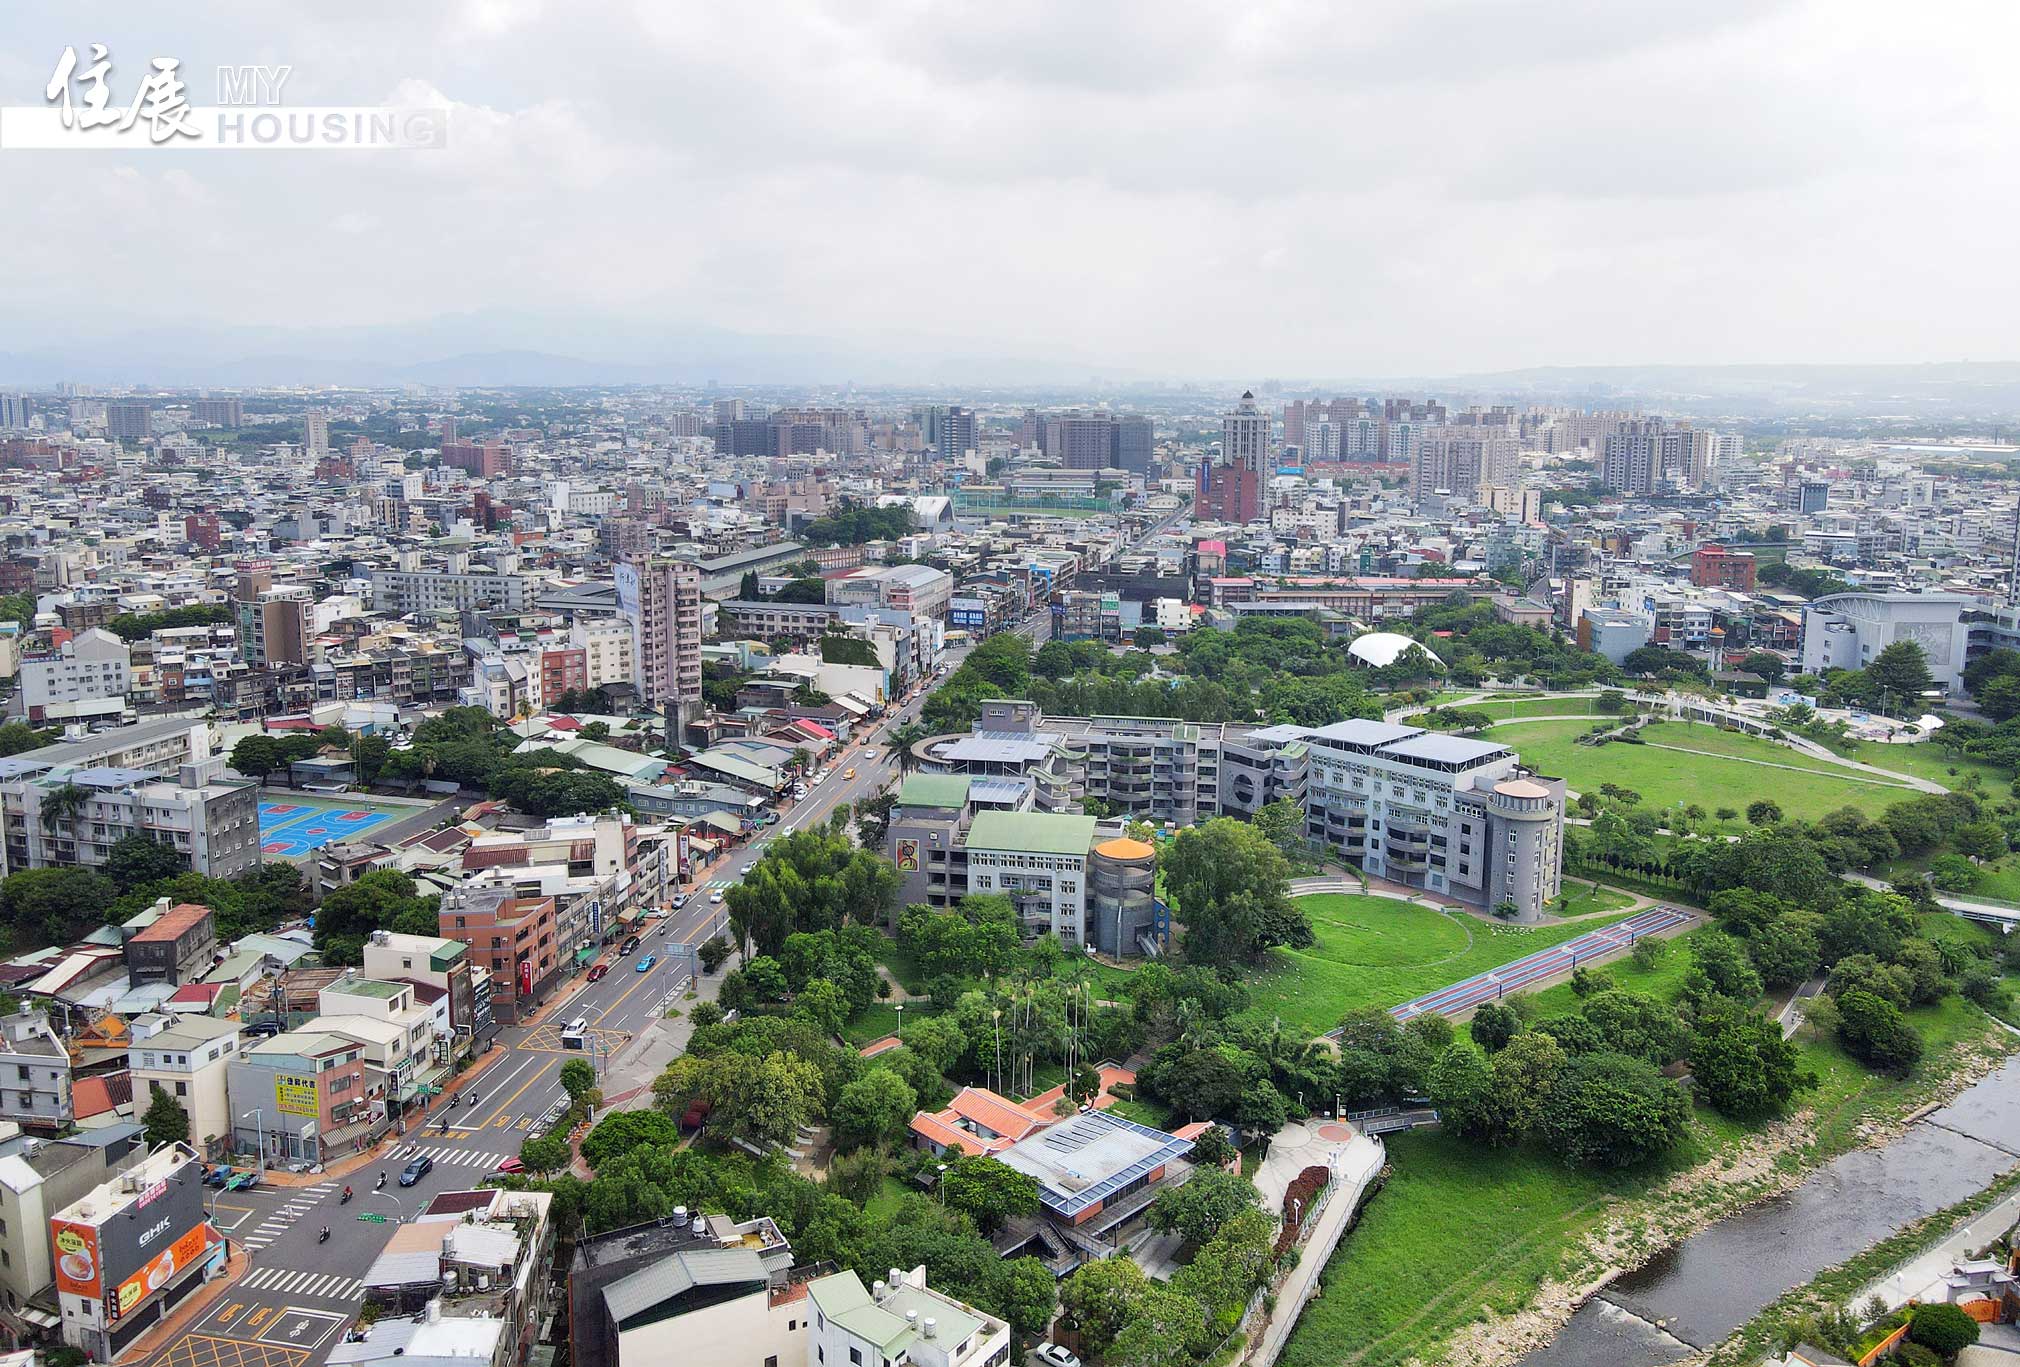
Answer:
[{"left": 489, "top": 1057, "right": 555, "bottom": 1125}]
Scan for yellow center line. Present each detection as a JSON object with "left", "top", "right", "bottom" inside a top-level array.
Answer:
[
  {"left": 488, "top": 1056, "right": 553, "bottom": 1126},
  {"left": 592, "top": 960, "right": 661, "bottom": 1025}
]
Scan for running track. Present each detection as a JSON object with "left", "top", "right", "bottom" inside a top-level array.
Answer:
[{"left": 1378, "top": 905, "right": 1693, "bottom": 1025}]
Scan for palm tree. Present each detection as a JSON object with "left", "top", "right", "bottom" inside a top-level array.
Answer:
[
  {"left": 888, "top": 723, "right": 928, "bottom": 773},
  {"left": 38, "top": 782, "right": 89, "bottom": 851}
]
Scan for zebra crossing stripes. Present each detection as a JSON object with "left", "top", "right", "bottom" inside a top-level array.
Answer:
[
  {"left": 391, "top": 1142, "right": 514, "bottom": 1168},
  {"left": 240, "top": 1266, "right": 364, "bottom": 1300},
  {"left": 243, "top": 1189, "right": 333, "bottom": 1249}
]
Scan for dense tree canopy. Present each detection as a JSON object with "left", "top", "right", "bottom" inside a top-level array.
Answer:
[{"left": 1163, "top": 818, "right": 1310, "bottom": 963}]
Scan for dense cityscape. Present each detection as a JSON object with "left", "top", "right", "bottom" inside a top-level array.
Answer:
[{"left": 0, "top": 380, "right": 2012, "bottom": 1367}]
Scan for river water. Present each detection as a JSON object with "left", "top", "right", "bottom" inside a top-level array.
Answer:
[{"left": 1521, "top": 1054, "right": 2020, "bottom": 1367}]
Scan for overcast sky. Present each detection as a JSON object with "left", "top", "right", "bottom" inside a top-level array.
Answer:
[{"left": 3, "top": 1, "right": 2016, "bottom": 381}]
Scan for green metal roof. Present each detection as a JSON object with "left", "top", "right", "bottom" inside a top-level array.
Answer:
[
  {"left": 965, "top": 810, "right": 1098, "bottom": 856},
  {"left": 897, "top": 774, "right": 971, "bottom": 809},
  {"left": 807, "top": 1272, "right": 988, "bottom": 1356},
  {"left": 326, "top": 977, "right": 406, "bottom": 999}
]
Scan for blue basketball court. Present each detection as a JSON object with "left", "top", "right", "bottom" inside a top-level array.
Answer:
[{"left": 258, "top": 800, "right": 397, "bottom": 858}]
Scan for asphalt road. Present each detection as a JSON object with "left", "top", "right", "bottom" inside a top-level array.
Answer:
[
  {"left": 172, "top": 1156, "right": 491, "bottom": 1367},
  {"left": 152, "top": 608, "right": 1069, "bottom": 1367}
]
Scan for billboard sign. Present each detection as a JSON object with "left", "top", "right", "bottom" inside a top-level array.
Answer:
[
  {"left": 96, "top": 1158, "right": 207, "bottom": 1308},
  {"left": 52, "top": 1218, "right": 103, "bottom": 1298},
  {"left": 110, "top": 1224, "right": 209, "bottom": 1321},
  {"left": 276, "top": 1074, "right": 318, "bottom": 1117}
]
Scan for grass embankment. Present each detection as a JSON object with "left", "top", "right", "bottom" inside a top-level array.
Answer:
[
  {"left": 1238, "top": 894, "right": 1637, "bottom": 1038},
  {"left": 1279, "top": 908, "right": 2015, "bottom": 1367},
  {"left": 1489, "top": 718, "right": 1921, "bottom": 823}
]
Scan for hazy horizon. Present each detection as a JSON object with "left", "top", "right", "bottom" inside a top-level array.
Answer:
[{"left": 4, "top": 1, "right": 2019, "bottom": 381}]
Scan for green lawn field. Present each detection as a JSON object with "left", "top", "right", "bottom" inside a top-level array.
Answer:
[
  {"left": 1238, "top": 894, "right": 1636, "bottom": 1037},
  {"left": 1554, "top": 880, "right": 1638, "bottom": 919},
  {"left": 841, "top": 999, "right": 941, "bottom": 1047},
  {"left": 1489, "top": 718, "right": 1921, "bottom": 822},
  {"left": 1466, "top": 695, "right": 1631, "bottom": 722},
  {"left": 1841, "top": 737, "right": 2008, "bottom": 789}
]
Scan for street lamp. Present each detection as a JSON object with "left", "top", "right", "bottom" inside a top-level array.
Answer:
[
  {"left": 240, "top": 1109, "right": 265, "bottom": 1177},
  {"left": 936, "top": 1163, "right": 948, "bottom": 1204}
]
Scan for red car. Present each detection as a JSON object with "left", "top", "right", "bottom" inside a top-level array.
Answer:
[
  {"left": 587, "top": 962, "right": 610, "bottom": 982},
  {"left": 495, "top": 1157, "right": 525, "bottom": 1174}
]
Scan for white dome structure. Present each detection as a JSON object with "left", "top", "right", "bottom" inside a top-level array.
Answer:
[{"left": 1347, "top": 631, "right": 1442, "bottom": 669}]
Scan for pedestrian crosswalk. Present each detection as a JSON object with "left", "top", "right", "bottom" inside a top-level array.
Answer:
[
  {"left": 240, "top": 1266, "right": 364, "bottom": 1301},
  {"left": 390, "top": 1141, "right": 515, "bottom": 1169},
  {"left": 242, "top": 1184, "right": 338, "bottom": 1251},
  {"left": 702, "top": 875, "right": 735, "bottom": 889}
]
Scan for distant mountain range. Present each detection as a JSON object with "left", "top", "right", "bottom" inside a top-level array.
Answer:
[
  {"left": 3, "top": 313, "right": 2019, "bottom": 419},
  {"left": 0, "top": 311, "right": 1134, "bottom": 389}
]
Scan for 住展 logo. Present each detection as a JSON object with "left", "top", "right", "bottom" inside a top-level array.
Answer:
[{"left": 1, "top": 44, "right": 448, "bottom": 151}]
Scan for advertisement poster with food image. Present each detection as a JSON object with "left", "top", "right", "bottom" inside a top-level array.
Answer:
[
  {"left": 52, "top": 1219, "right": 102, "bottom": 1298},
  {"left": 110, "top": 1224, "right": 209, "bottom": 1320}
]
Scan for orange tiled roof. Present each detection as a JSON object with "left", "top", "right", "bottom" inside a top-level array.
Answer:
[
  {"left": 946, "top": 1087, "right": 1047, "bottom": 1141},
  {"left": 908, "top": 1112, "right": 1006, "bottom": 1156}
]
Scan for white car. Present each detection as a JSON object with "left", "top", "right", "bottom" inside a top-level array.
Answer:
[
  {"left": 863, "top": 748, "right": 879, "bottom": 759},
  {"left": 709, "top": 890, "right": 724, "bottom": 905},
  {"left": 1033, "top": 1345, "right": 1081, "bottom": 1367}
]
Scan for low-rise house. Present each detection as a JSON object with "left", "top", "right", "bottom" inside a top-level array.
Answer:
[
  {"left": 127, "top": 1016, "right": 240, "bottom": 1158},
  {"left": 359, "top": 931, "right": 486, "bottom": 1056},
  {"left": 121, "top": 902, "right": 218, "bottom": 988},
  {"left": 317, "top": 974, "right": 442, "bottom": 1111},
  {"left": 907, "top": 1089, "right": 1048, "bottom": 1158},
  {"left": 0, "top": 1123, "right": 146, "bottom": 1323},
  {"left": 227, "top": 1030, "right": 374, "bottom": 1165},
  {"left": 568, "top": 1209, "right": 793, "bottom": 1367},
  {"left": 808, "top": 1266, "right": 1010, "bottom": 1367},
  {"left": 361, "top": 1187, "right": 554, "bottom": 1364},
  {"left": 0, "top": 1010, "right": 71, "bottom": 1132}
]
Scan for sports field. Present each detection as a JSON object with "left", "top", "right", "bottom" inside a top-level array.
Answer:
[{"left": 258, "top": 797, "right": 402, "bottom": 857}]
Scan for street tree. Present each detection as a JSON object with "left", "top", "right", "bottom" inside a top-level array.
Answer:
[
  {"left": 559, "top": 1058, "right": 599, "bottom": 1104},
  {"left": 518, "top": 1134, "right": 571, "bottom": 1175}
]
